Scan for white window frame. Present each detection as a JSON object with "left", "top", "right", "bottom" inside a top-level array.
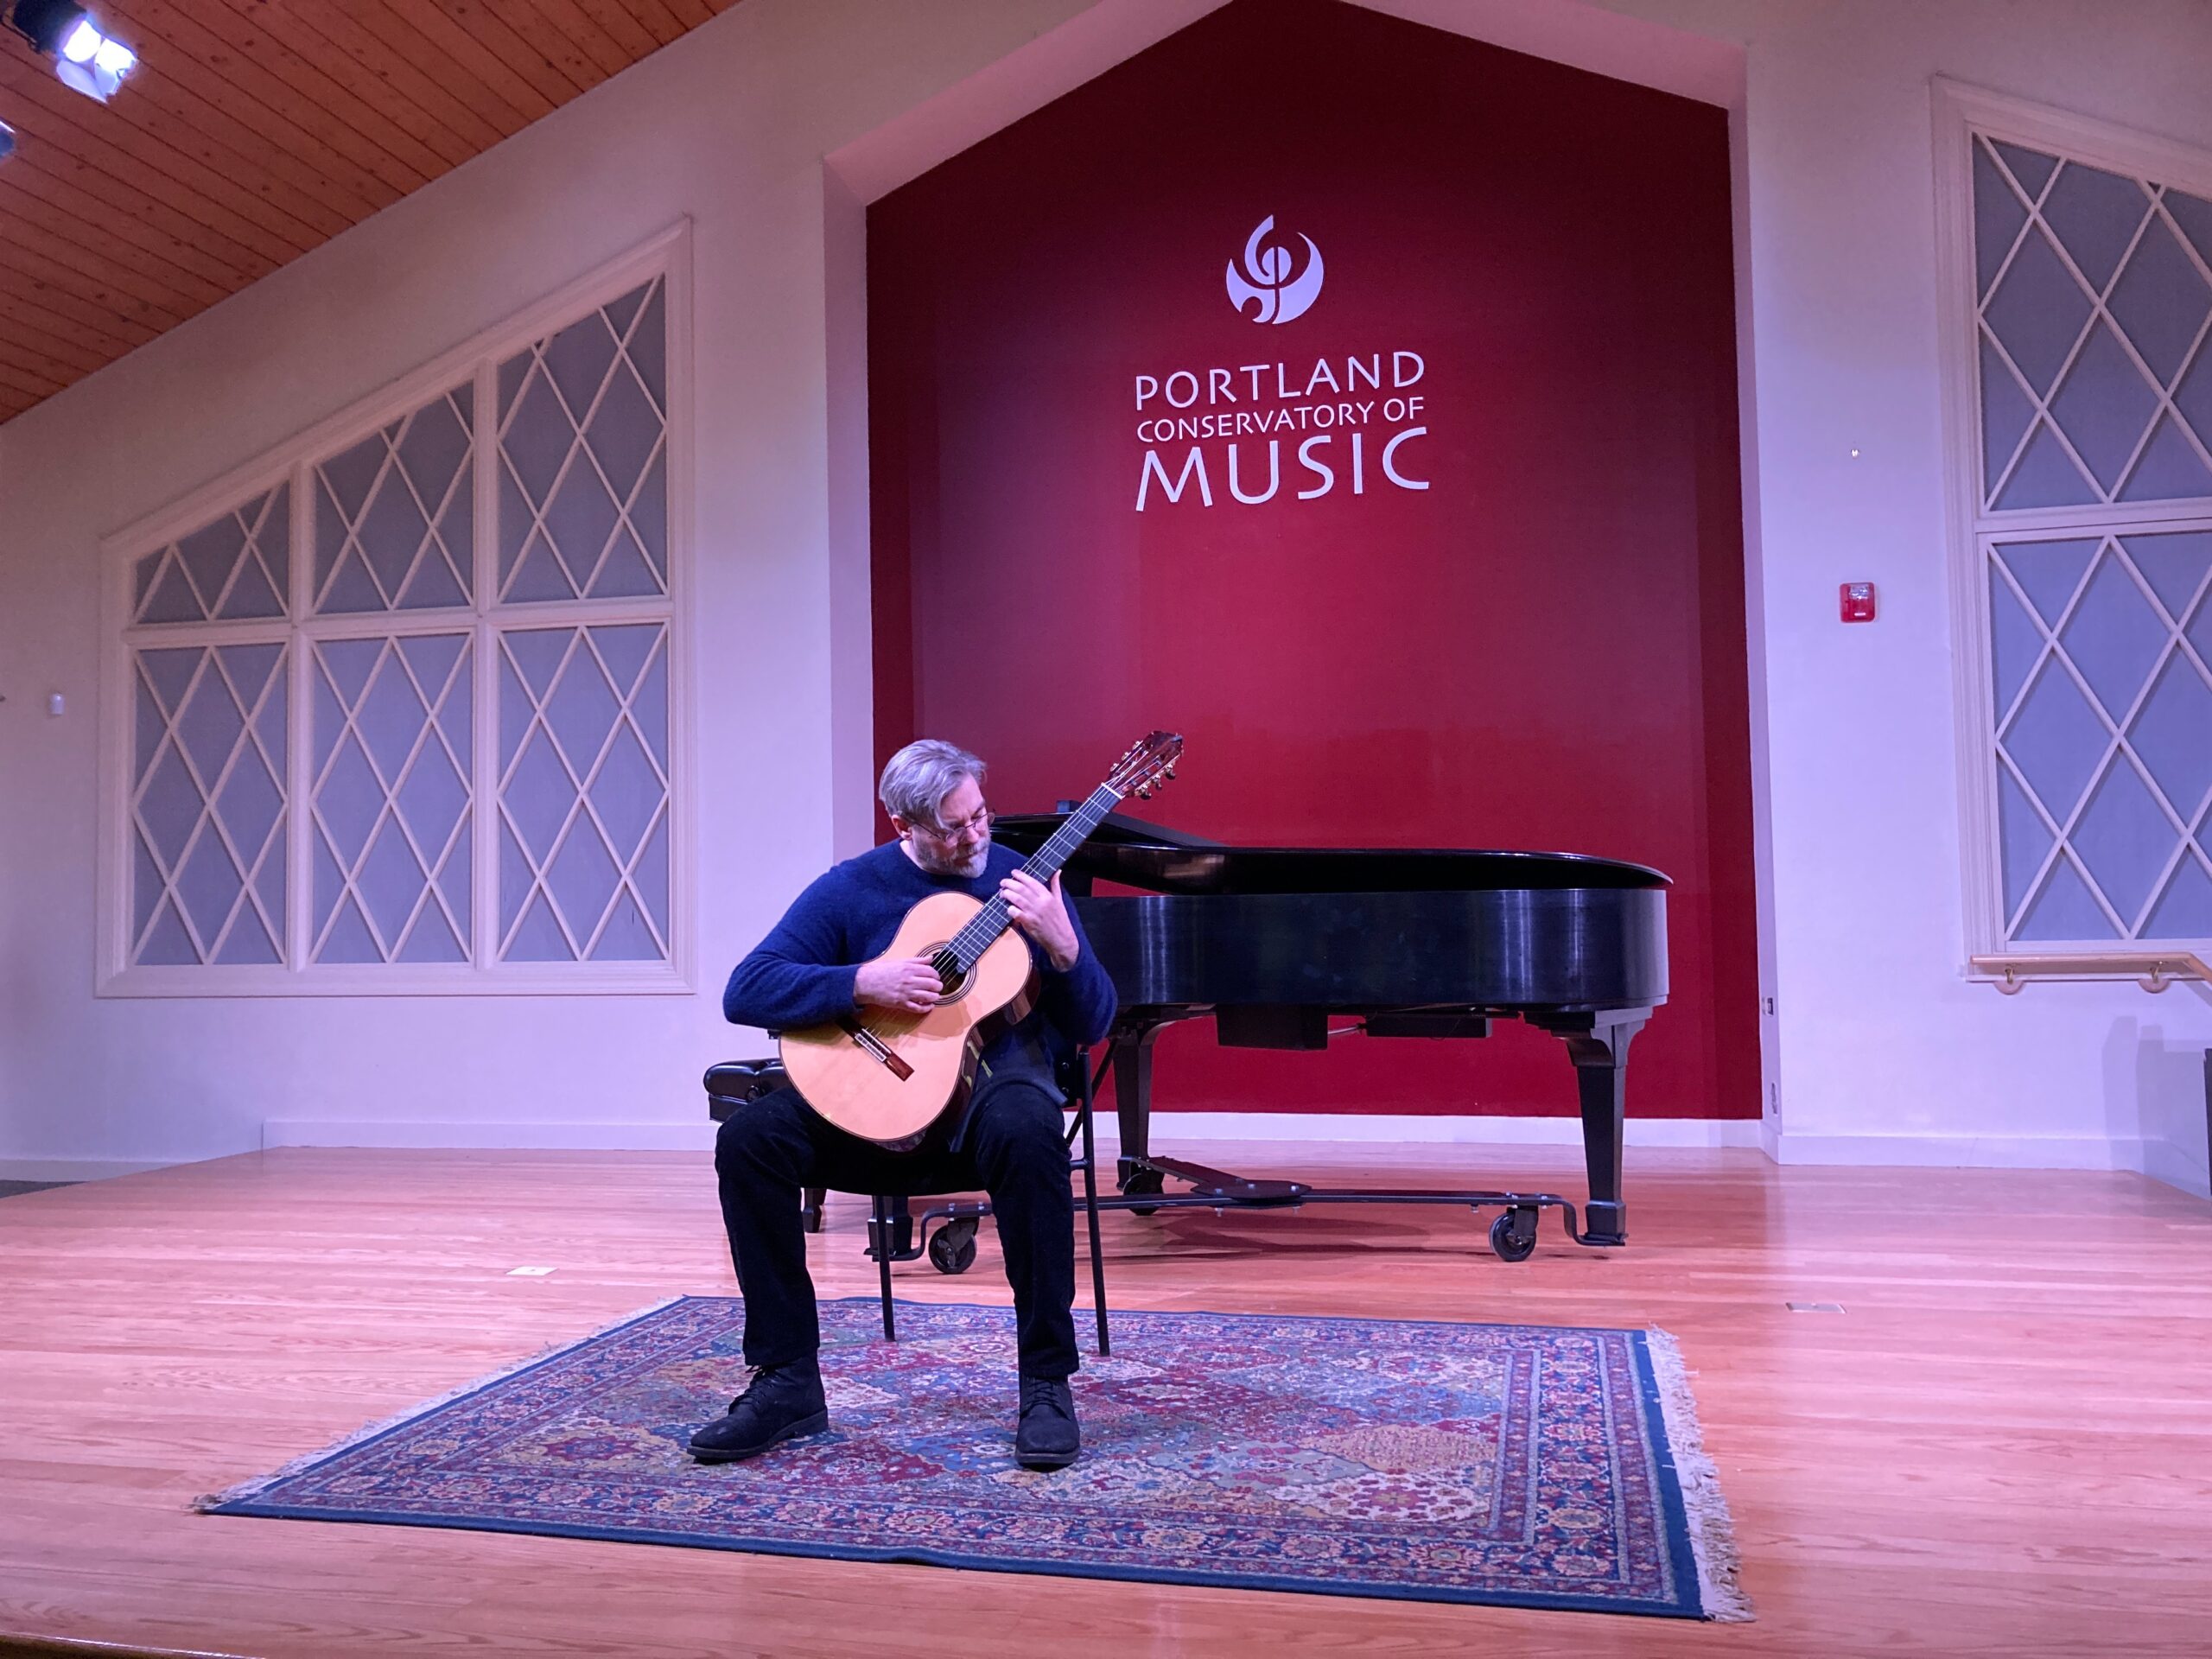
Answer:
[
  {"left": 98, "top": 224, "right": 696, "bottom": 996},
  {"left": 1934, "top": 81, "right": 2212, "bottom": 975}
]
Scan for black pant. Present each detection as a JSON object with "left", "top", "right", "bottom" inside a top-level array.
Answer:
[{"left": 714, "top": 1073, "right": 1078, "bottom": 1379}]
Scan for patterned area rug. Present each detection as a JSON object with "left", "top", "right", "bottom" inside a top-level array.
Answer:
[{"left": 203, "top": 1297, "right": 1746, "bottom": 1619}]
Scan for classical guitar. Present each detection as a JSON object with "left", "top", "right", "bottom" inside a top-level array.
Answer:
[{"left": 780, "top": 731, "right": 1183, "bottom": 1150}]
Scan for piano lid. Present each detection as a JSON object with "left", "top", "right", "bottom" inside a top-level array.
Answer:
[{"left": 992, "top": 809, "right": 1670, "bottom": 895}]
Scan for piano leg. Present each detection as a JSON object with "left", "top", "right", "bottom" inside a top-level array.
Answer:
[
  {"left": 1560, "top": 1014, "right": 1644, "bottom": 1246},
  {"left": 1109, "top": 1022, "right": 1165, "bottom": 1197}
]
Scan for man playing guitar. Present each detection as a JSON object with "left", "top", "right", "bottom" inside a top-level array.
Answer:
[{"left": 693, "top": 739, "right": 1116, "bottom": 1471}]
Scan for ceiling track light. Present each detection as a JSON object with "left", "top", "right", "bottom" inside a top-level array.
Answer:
[{"left": 5, "top": 0, "right": 136, "bottom": 103}]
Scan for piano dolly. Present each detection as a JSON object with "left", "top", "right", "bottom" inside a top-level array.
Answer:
[
  {"left": 1096, "top": 1046, "right": 1636, "bottom": 1262},
  {"left": 1094, "top": 1163, "right": 1596, "bottom": 1262}
]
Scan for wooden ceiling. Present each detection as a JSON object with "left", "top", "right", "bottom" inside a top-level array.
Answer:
[{"left": 0, "top": 0, "right": 745, "bottom": 427}]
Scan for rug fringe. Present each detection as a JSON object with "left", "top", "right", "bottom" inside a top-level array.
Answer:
[
  {"left": 193, "top": 1293, "right": 692, "bottom": 1513},
  {"left": 1643, "top": 1327, "right": 1753, "bottom": 1622}
]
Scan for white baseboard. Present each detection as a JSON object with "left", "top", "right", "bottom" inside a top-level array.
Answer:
[
  {"left": 258, "top": 1114, "right": 1763, "bottom": 1153},
  {"left": 0, "top": 1157, "right": 189, "bottom": 1182},
  {"left": 260, "top": 1120, "right": 711, "bottom": 1152},
  {"left": 1770, "top": 1132, "right": 2150, "bottom": 1171}
]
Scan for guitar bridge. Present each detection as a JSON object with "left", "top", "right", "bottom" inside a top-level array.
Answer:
[{"left": 837, "top": 1016, "right": 914, "bottom": 1080}]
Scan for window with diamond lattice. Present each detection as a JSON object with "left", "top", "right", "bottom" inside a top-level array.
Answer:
[
  {"left": 105, "top": 257, "right": 681, "bottom": 990},
  {"left": 497, "top": 623, "right": 671, "bottom": 962},
  {"left": 313, "top": 388, "right": 475, "bottom": 613},
  {"left": 129, "top": 641, "right": 289, "bottom": 965},
  {"left": 132, "top": 484, "right": 290, "bottom": 625},
  {"left": 1990, "top": 531, "right": 2212, "bottom": 940},
  {"left": 1958, "top": 110, "right": 2212, "bottom": 954},
  {"left": 1975, "top": 138, "right": 2212, "bottom": 508},
  {"left": 309, "top": 633, "right": 474, "bottom": 964},
  {"left": 498, "top": 280, "right": 667, "bottom": 603}
]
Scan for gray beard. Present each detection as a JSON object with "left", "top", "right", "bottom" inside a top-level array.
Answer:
[{"left": 910, "top": 836, "right": 989, "bottom": 880}]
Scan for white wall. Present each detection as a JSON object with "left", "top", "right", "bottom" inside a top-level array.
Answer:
[
  {"left": 1603, "top": 0, "right": 2212, "bottom": 1180},
  {"left": 2, "top": 0, "right": 2209, "bottom": 1189}
]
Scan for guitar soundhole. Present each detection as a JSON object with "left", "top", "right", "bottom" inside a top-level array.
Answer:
[{"left": 929, "top": 946, "right": 969, "bottom": 1001}]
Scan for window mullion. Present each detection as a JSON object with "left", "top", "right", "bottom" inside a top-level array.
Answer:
[
  {"left": 474, "top": 355, "right": 499, "bottom": 972},
  {"left": 287, "top": 460, "right": 313, "bottom": 973}
]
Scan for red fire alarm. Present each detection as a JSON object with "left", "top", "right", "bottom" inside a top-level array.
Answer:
[{"left": 1840, "top": 582, "right": 1877, "bottom": 623}]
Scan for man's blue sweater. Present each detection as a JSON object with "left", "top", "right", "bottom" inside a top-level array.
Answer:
[{"left": 723, "top": 840, "right": 1118, "bottom": 1084}]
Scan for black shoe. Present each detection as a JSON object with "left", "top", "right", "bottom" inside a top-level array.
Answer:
[
  {"left": 1015, "top": 1375, "right": 1079, "bottom": 1471},
  {"left": 688, "top": 1357, "right": 830, "bottom": 1464}
]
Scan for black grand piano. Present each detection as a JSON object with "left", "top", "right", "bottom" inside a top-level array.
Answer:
[{"left": 992, "top": 808, "right": 1669, "bottom": 1259}]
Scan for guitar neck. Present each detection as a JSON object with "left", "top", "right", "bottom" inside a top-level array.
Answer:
[{"left": 944, "top": 784, "right": 1121, "bottom": 970}]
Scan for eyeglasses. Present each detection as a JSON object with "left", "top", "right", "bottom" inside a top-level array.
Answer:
[{"left": 918, "top": 806, "right": 993, "bottom": 842}]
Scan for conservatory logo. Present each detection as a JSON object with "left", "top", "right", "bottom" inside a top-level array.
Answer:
[{"left": 1225, "top": 216, "right": 1325, "bottom": 325}]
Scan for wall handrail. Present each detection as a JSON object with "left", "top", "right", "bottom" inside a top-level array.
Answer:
[{"left": 1969, "top": 952, "right": 2212, "bottom": 995}]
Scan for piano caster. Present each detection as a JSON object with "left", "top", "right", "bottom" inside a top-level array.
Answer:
[
  {"left": 1119, "top": 1163, "right": 1166, "bottom": 1217},
  {"left": 927, "top": 1217, "right": 979, "bottom": 1275},
  {"left": 1490, "top": 1206, "right": 1540, "bottom": 1263}
]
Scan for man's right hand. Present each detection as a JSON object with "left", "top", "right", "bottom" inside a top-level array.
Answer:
[{"left": 854, "top": 956, "right": 944, "bottom": 1014}]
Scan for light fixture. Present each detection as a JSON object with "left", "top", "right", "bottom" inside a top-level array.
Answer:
[
  {"left": 5, "top": 1, "right": 136, "bottom": 103},
  {"left": 3, "top": 0, "right": 81, "bottom": 52},
  {"left": 0, "top": 119, "right": 15, "bottom": 163}
]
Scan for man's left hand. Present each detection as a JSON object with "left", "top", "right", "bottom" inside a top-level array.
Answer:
[{"left": 1001, "top": 870, "right": 1079, "bottom": 970}]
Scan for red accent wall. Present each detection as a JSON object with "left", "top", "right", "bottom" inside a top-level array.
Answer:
[{"left": 869, "top": 0, "right": 1757, "bottom": 1119}]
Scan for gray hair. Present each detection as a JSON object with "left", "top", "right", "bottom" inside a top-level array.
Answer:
[{"left": 878, "top": 738, "right": 986, "bottom": 828}]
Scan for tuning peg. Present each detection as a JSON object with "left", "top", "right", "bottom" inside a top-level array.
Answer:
[
  {"left": 1165, "top": 765, "right": 1176, "bottom": 780},
  {"left": 1136, "top": 786, "right": 1152, "bottom": 799}
]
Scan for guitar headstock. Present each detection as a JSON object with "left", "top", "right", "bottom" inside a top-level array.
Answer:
[{"left": 1104, "top": 730, "right": 1184, "bottom": 802}]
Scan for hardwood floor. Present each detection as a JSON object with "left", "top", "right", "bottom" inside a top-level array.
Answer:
[{"left": 1, "top": 1143, "right": 2208, "bottom": 1656}]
